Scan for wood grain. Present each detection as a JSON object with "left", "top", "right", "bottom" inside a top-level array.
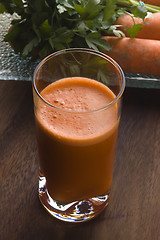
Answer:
[{"left": 0, "top": 80, "right": 160, "bottom": 240}]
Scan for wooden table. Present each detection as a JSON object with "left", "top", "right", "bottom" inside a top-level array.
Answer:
[{"left": 0, "top": 80, "right": 160, "bottom": 240}]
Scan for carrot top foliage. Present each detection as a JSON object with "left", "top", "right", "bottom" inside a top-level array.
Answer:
[{"left": 0, "top": 0, "right": 160, "bottom": 59}]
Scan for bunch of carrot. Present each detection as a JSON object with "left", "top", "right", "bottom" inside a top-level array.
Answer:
[
  {"left": 104, "top": 10, "right": 160, "bottom": 76},
  {"left": 136, "top": 0, "right": 160, "bottom": 6}
]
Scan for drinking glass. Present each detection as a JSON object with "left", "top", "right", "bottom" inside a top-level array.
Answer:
[{"left": 32, "top": 48, "right": 125, "bottom": 222}]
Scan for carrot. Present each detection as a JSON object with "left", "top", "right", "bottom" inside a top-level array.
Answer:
[
  {"left": 116, "top": 13, "right": 160, "bottom": 40},
  {"left": 137, "top": 0, "right": 160, "bottom": 7},
  {"left": 103, "top": 36, "right": 160, "bottom": 76}
]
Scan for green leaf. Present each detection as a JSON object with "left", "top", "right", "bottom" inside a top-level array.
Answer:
[
  {"left": 4, "top": 24, "right": 20, "bottom": 42},
  {"left": 86, "top": 38, "right": 99, "bottom": 51},
  {"left": 103, "top": 0, "right": 117, "bottom": 21},
  {"left": 40, "top": 19, "right": 52, "bottom": 38},
  {"left": 13, "top": 0, "right": 23, "bottom": 7},
  {"left": 113, "top": 29, "right": 125, "bottom": 37},
  {"left": 77, "top": 21, "right": 89, "bottom": 31},
  {"left": 22, "top": 38, "right": 40, "bottom": 56},
  {"left": 12, "top": 0, "right": 24, "bottom": 14},
  {"left": 75, "top": 0, "right": 102, "bottom": 20},
  {"left": 49, "top": 38, "right": 55, "bottom": 49},
  {"left": 3, "top": 0, "right": 160, "bottom": 59},
  {"left": 85, "top": 32, "right": 111, "bottom": 51},
  {"left": 33, "top": 24, "right": 41, "bottom": 40},
  {"left": 57, "top": 0, "right": 74, "bottom": 10},
  {"left": 57, "top": 4, "right": 67, "bottom": 13},
  {"left": 131, "top": 5, "right": 147, "bottom": 20},
  {"left": 39, "top": 43, "right": 52, "bottom": 59},
  {"left": 94, "top": 38, "right": 112, "bottom": 51},
  {"left": 126, "top": 23, "right": 143, "bottom": 38},
  {"left": 32, "top": 12, "right": 48, "bottom": 26},
  {"left": 0, "top": 0, "right": 15, "bottom": 14},
  {"left": 0, "top": 3, "right": 6, "bottom": 13}
]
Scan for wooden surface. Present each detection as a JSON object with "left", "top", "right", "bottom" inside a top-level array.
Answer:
[{"left": 0, "top": 80, "right": 160, "bottom": 240}]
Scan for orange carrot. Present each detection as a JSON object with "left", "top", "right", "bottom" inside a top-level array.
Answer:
[
  {"left": 103, "top": 36, "right": 160, "bottom": 76},
  {"left": 116, "top": 13, "right": 160, "bottom": 40},
  {"left": 137, "top": 0, "right": 160, "bottom": 7}
]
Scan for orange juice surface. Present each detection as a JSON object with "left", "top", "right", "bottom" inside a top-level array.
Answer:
[{"left": 35, "top": 77, "right": 119, "bottom": 202}]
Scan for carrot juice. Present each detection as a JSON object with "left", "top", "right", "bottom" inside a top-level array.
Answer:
[{"left": 35, "top": 76, "right": 119, "bottom": 203}]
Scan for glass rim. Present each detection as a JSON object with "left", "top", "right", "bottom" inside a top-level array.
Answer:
[{"left": 33, "top": 48, "right": 125, "bottom": 114}]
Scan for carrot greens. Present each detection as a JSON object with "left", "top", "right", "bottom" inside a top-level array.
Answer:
[{"left": 0, "top": 0, "right": 160, "bottom": 59}]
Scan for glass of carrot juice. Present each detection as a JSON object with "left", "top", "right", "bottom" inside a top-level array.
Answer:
[{"left": 32, "top": 48, "right": 125, "bottom": 222}]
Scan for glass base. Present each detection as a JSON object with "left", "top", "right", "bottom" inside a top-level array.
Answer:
[{"left": 39, "top": 175, "right": 110, "bottom": 223}]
